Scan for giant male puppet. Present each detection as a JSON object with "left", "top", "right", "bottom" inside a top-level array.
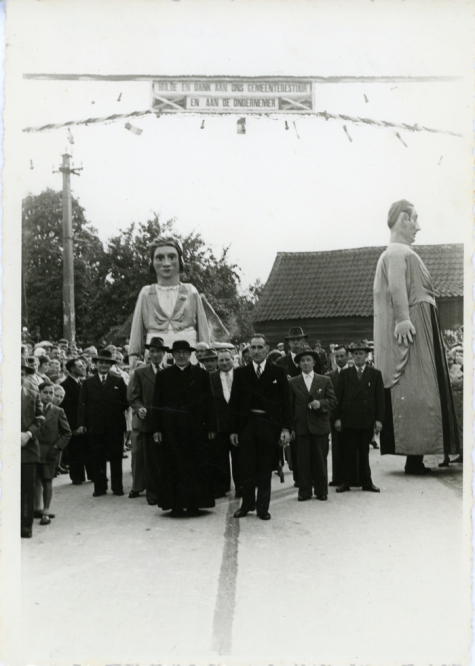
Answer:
[{"left": 373, "top": 200, "right": 460, "bottom": 474}]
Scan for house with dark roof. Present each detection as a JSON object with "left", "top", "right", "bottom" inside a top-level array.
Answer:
[{"left": 252, "top": 244, "right": 463, "bottom": 348}]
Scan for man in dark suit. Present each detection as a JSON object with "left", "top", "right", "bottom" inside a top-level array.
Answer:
[
  {"left": 210, "top": 349, "right": 241, "bottom": 498},
  {"left": 152, "top": 340, "right": 217, "bottom": 517},
  {"left": 326, "top": 345, "right": 350, "bottom": 487},
  {"left": 21, "top": 360, "right": 45, "bottom": 538},
  {"left": 77, "top": 349, "right": 129, "bottom": 497},
  {"left": 128, "top": 337, "right": 168, "bottom": 503},
  {"left": 334, "top": 341, "right": 385, "bottom": 493},
  {"left": 276, "top": 327, "right": 320, "bottom": 488},
  {"left": 229, "top": 334, "right": 292, "bottom": 521},
  {"left": 61, "top": 357, "right": 93, "bottom": 485},
  {"left": 289, "top": 349, "right": 337, "bottom": 501}
]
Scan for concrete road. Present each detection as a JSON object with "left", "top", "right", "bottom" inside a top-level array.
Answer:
[{"left": 21, "top": 448, "right": 468, "bottom": 666}]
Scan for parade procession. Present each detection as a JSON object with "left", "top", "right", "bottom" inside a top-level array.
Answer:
[{"left": 8, "top": 3, "right": 473, "bottom": 663}]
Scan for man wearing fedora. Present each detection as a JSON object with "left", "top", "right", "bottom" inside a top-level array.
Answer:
[
  {"left": 334, "top": 341, "right": 385, "bottom": 493},
  {"left": 326, "top": 345, "right": 351, "bottom": 487},
  {"left": 21, "top": 360, "right": 45, "bottom": 537},
  {"left": 229, "top": 334, "right": 292, "bottom": 521},
  {"left": 277, "top": 327, "right": 320, "bottom": 488},
  {"left": 77, "top": 349, "right": 129, "bottom": 497},
  {"left": 128, "top": 336, "right": 168, "bottom": 503},
  {"left": 289, "top": 348, "right": 337, "bottom": 501},
  {"left": 152, "top": 340, "right": 217, "bottom": 516},
  {"left": 200, "top": 348, "right": 219, "bottom": 373}
]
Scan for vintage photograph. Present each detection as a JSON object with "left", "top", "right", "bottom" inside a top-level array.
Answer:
[{"left": 2, "top": 1, "right": 473, "bottom": 664}]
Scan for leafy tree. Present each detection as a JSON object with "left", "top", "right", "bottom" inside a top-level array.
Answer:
[{"left": 22, "top": 189, "right": 104, "bottom": 342}]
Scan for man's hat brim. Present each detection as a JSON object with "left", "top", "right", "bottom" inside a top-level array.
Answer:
[
  {"left": 284, "top": 331, "right": 308, "bottom": 340},
  {"left": 93, "top": 355, "right": 116, "bottom": 363},
  {"left": 21, "top": 363, "right": 35, "bottom": 374},
  {"left": 348, "top": 345, "right": 372, "bottom": 353}
]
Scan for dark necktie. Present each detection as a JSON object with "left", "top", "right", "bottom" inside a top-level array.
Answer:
[
  {"left": 256, "top": 364, "right": 261, "bottom": 379},
  {"left": 357, "top": 367, "right": 363, "bottom": 380},
  {"left": 101, "top": 374, "right": 106, "bottom": 384}
]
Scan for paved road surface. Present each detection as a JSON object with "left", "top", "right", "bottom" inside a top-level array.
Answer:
[{"left": 21, "top": 448, "right": 468, "bottom": 665}]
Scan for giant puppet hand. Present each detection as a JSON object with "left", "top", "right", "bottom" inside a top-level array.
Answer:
[
  {"left": 230, "top": 434, "right": 239, "bottom": 447},
  {"left": 394, "top": 319, "right": 416, "bottom": 347}
]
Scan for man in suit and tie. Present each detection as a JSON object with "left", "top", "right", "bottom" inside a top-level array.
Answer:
[
  {"left": 61, "top": 357, "right": 92, "bottom": 485},
  {"left": 77, "top": 349, "right": 129, "bottom": 497},
  {"left": 230, "top": 334, "right": 292, "bottom": 520},
  {"left": 210, "top": 349, "right": 241, "bottom": 498},
  {"left": 276, "top": 327, "right": 320, "bottom": 488},
  {"left": 334, "top": 341, "right": 385, "bottom": 494},
  {"left": 21, "top": 360, "right": 45, "bottom": 537},
  {"left": 127, "top": 337, "right": 168, "bottom": 503},
  {"left": 289, "top": 349, "right": 337, "bottom": 501},
  {"left": 326, "top": 345, "right": 350, "bottom": 487}
]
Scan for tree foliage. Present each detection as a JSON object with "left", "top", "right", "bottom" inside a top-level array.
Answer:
[{"left": 22, "top": 190, "right": 261, "bottom": 345}]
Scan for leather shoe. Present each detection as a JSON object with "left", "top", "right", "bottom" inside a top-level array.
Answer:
[
  {"left": 234, "top": 509, "right": 248, "bottom": 518},
  {"left": 113, "top": 490, "right": 125, "bottom": 496},
  {"left": 328, "top": 481, "right": 339, "bottom": 487},
  {"left": 362, "top": 483, "right": 380, "bottom": 492},
  {"left": 72, "top": 481, "right": 83, "bottom": 485},
  {"left": 258, "top": 512, "right": 271, "bottom": 520},
  {"left": 147, "top": 499, "right": 158, "bottom": 506},
  {"left": 293, "top": 482, "right": 299, "bottom": 488},
  {"left": 298, "top": 495, "right": 311, "bottom": 502},
  {"left": 128, "top": 490, "right": 142, "bottom": 498},
  {"left": 39, "top": 514, "right": 51, "bottom": 525},
  {"left": 21, "top": 529, "right": 32, "bottom": 538},
  {"left": 170, "top": 508, "right": 185, "bottom": 517},
  {"left": 405, "top": 466, "right": 432, "bottom": 475},
  {"left": 316, "top": 495, "right": 328, "bottom": 501},
  {"left": 93, "top": 491, "right": 107, "bottom": 497},
  {"left": 34, "top": 510, "right": 43, "bottom": 519},
  {"left": 336, "top": 485, "right": 350, "bottom": 493}
]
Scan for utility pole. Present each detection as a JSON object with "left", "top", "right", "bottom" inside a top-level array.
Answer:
[{"left": 57, "top": 153, "right": 82, "bottom": 344}]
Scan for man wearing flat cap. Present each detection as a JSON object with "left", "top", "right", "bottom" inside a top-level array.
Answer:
[
  {"left": 128, "top": 337, "right": 168, "bottom": 504},
  {"left": 277, "top": 327, "right": 320, "bottom": 488},
  {"left": 289, "top": 349, "right": 337, "bottom": 501},
  {"left": 77, "top": 349, "right": 129, "bottom": 497},
  {"left": 373, "top": 200, "right": 460, "bottom": 474},
  {"left": 334, "top": 341, "right": 385, "bottom": 494},
  {"left": 152, "top": 340, "right": 217, "bottom": 516}
]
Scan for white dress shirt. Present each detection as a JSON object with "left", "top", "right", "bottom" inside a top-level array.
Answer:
[
  {"left": 220, "top": 369, "right": 234, "bottom": 403},
  {"left": 252, "top": 360, "right": 267, "bottom": 376}
]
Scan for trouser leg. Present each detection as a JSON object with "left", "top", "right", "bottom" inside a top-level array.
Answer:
[
  {"left": 68, "top": 435, "right": 86, "bottom": 483},
  {"left": 21, "top": 463, "right": 37, "bottom": 533},
  {"left": 290, "top": 435, "right": 299, "bottom": 483},
  {"left": 229, "top": 438, "right": 241, "bottom": 494},
  {"left": 255, "top": 418, "right": 279, "bottom": 515},
  {"left": 312, "top": 434, "right": 329, "bottom": 496},
  {"left": 297, "top": 434, "right": 312, "bottom": 499},
  {"left": 356, "top": 429, "right": 373, "bottom": 486},
  {"left": 91, "top": 435, "right": 108, "bottom": 493},
  {"left": 143, "top": 432, "right": 160, "bottom": 501},
  {"left": 109, "top": 436, "right": 124, "bottom": 493},
  {"left": 131, "top": 430, "right": 146, "bottom": 492},
  {"left": 330, "top": 424, "right": 343, "bottom": 484},
  {"left": 405, "top": 455, "right": 424, "bottom": 472}
]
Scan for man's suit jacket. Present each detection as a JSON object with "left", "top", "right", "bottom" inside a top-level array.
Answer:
[
  {"left": 326, "top": 369, "right": 342, "bottom": 424},
  {"left": 276, "top": 353, "right": 301, "bottom": 378},
  {"left": 38, "top": 404, "right": 72, "bottom": 463},
  {"left": 77, "top": 372, "right": 128, "bottom": 435},
  {"left": 61, "top": 375, "right": 82, "bottom": 432},
  {"left": 334, "top": 366, "right": 385, "bottom": 430},
  {"left": 210, "top": 370, "right": 233, "bottom": 433},
  {"left": 21, "top": 387, "right": 45, "bottom": 463},
  {"left": 127, "top": 364, "right": 159, "bottom": 433},
  {"left": 289, "top": 373, "right": 337, "bottom": 436},
  {"left": 229, "top": 361, "right": 292, "bottom": 433}
]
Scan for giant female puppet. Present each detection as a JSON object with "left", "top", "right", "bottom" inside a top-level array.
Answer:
[
  {"left": 128, "top": 236, "right": 210, "bottom": 368},
  {"left": 373, "top": 200, "right": 460, "bottom": 474}
]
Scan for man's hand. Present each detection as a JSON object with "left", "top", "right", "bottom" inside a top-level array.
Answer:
[
  {"left": 153, "top": 432, "right": 162, "bottom": 443},
  {"left": 280, "top": 429, "right": 291, "bottom": 446},
  {"left": 374, "top": 421, "right": 383, "bottom": 434},
  {"left": 208, "top": 432, "right": 216, "bottom": 440},
  {"left": 138, "top": 407, "right": 147, "bottom": 420},
  {"left": 335, "top": 419, "right": 342, "bottom": 432},
  {"left": 75, "top": 426, "right": 87, "bottom": 435},
  {"left": 230, "top": 433, "right": 239, "bottom": 447},
  {"left": 20, "top": 432, "right": 31, "bottom": 446},
  {"left": 308, "top": 399, "right": 321, "bottom": 410},
  {"left": 394, "top": 320, "right": 416, "bottom": 347}
]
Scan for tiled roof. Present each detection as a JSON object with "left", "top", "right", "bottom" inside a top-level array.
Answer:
[{"left": 253, "top": 244, "right": 463, "bottom": 322}]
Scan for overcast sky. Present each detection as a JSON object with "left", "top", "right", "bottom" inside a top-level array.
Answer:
[{"left": 10, "top": 0, "right": 474, "bottom": 289}]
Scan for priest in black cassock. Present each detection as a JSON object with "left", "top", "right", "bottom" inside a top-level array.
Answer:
[{"left": 152, "top": 340, "right": 217, "bottom": 516}]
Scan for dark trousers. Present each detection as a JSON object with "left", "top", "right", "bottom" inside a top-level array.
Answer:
[
  {"left": 141, "top": 432, "right": 160, "bottom": 501},
  {"left": 131, "top": 430, "right": 145, "bottom": 493},
  {"left": 330, "top": 423, "right": 343, "bottom": 484},
  {"left": 340, "top": 427, "right": 373, "bottom": 487},
  {"left": 68, "top": 434, "right": 94, "bottom": 483},
  {"left": 239, "top": 414, "right": 280, "bottom": 515},
  {"left": 215, "top": 432, "right": 241, "bottom": 495},
  {"left": 90, "top": 433, "right": 124, "bottom": 494},
  {"left": 290, "top": 436, "right": 299, "bottom": 483},
  {"left": 405, "top": 455, "right": 425, "bottom": 472},
  {"left": 297, "top": 433, "right": 329, "bottom": 498},
  {"left": 21, "top": 463, "right": 37, "bottom": 533}
]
